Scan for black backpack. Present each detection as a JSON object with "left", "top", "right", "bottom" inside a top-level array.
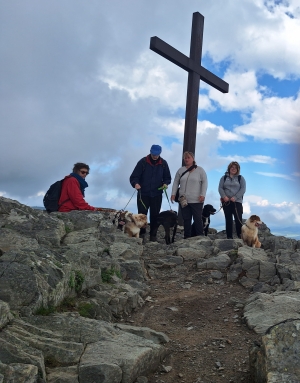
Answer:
[{"left": 43, "top": 179, "right": 69, "bottom": 213}]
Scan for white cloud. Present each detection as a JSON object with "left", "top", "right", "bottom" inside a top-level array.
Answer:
[
  {"left": 209, "top": 71, "right": 262, "bottom": 111},
  {"left": 234, "top": 93, "right": 300, "bottom": 144},
  {"left": 222, "top": 156, "right": 276, "bottom": 165},
  {"left": 204, "top": 0, "right": 300, "bottom": 78},
  {"left": 197, "top": 120, "right": 245, "bottom": 142},
  {"left": 100, "top": 52, "right": 187, "bottom": 109},
  {"left": 241, "top": 197, "right": 300, "bottom": 232},
  {"left": 0, "top": 0, "right": 299, "bottom": 234},
  {"left": 243, "top": 201, "right": 251, "bottom": 215},
  {"left": 256, "top": 172, "right": 294, "bottom": 180},
  {"left": 100, "top": 51, "right": 215, "bottom": 112}
]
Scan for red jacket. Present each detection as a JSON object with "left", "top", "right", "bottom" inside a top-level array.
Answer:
[{"left": 58, "top": 176, "right": 95, "bottom": 212}]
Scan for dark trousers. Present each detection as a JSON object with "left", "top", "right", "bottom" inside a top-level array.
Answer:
[
  {"left": 181, "top": 203, "right": 204, "bottom": 238},
  {"left": 137, "top": 194, "right": 162, "bottom": 236},
  {"left": 223, "top": 201, "right": 243, "bottom": 238}
]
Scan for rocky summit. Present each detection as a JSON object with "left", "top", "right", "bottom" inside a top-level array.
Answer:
[{"left": 0, "top": 196, "right": 299, "bottom": 383}]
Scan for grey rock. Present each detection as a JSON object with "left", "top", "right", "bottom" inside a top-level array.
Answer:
[
  {"left": 197, "top": 253, "right": 231, "bottom": 271},
  {"left": 0, "top": 361, "right": 40, "bottom": 383},
  {"left": 0, "top": 300, "right": 13, "bottom": 330},
  {"left": 262, "top": 235, "right": 297, "bottom": 254},
  {"left": 276, "top": 250, "right": 300, "bottom": 282},
  {"left": 175, "top": 247, "right": 207, "bottom": 261},
  {"left": 119, "top": 259, "right": 146, "bottom": 282},
  {"left": 135, "top": 377, "right": 148, "bottom": 383},
  {"left": 226, "top": 247, "right": 276, "bottom": 286},
  {"left": 244, "top": 292, "right": 300, "bottom": 334},
  {"left": 46, "top": 366, "right": 78, "bottom": 383},
  {"left": 115, "top": 323, "right": 169, "bottom": 344},
  {"left": 2, "top": 196, "right": 300, "bottom": 382},
  {"left": 250, "top": 320, "right": 300, "bottom": 383},
  {"left": 213, "top": 239, "right": 243, "bottom": 252}
]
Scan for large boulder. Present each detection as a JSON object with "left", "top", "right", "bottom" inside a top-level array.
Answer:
[
  {"left": 244, "top": 291, "right": 300, "bottom": 334},
  {"left": 249, "top": 320, "right": 300, "bottom": 383},
  {"left": 227, "top": 246, "right": 276, "bottom": 287}
]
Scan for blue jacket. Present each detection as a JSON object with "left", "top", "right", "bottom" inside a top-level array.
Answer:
[{"left": 130, "top": 155, "right": 172, "bottom": 197}]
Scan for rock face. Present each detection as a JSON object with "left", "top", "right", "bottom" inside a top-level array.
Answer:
[{"left": 0, "top": 196, "right": 300, "bottom": 382}]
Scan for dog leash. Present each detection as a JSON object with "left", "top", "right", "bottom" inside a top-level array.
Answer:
[
  {"left": 221, "top": 200, "right": 244, "bottom": 226},
  {"left": 211, "top": 203, "right": 223, "bottom": 215},
  {"left": 234, "top": 202, "right": 244, "bottom": 226},
  {"left": 158, "top": 185, "right": 172, "bottom": 210},
  {"left": 123, "top": 189, "right": 136, "bottom": 211},
  {"left": 138, "top": 189, "right": 147, "bottom": 210},
  {"left": 112, "top": 189, "right": 137, "bottom": 225}
]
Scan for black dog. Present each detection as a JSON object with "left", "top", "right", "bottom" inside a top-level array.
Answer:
[
  {"left": 152, "top": 210, "right": 178, "bottom": 244},
  {"left": 191, "top": 204, "right": 217, "bottom": 236}
]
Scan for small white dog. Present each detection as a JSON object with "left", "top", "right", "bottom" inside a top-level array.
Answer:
[{"left": 241, "top": 215, "right": 262, "bottom": 248}]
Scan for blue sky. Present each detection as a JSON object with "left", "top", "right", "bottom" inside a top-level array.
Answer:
[{"left": 0, "top": 0, "right": 299, "bottom": 238}]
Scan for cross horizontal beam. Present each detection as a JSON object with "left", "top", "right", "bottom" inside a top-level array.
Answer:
[{"left": 150, "top": 36, "right": 229, "bottom": 93}]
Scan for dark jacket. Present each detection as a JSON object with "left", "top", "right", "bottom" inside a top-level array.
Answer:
[{"left": 130, "top": 155, "right": 172, "bottom": 197}]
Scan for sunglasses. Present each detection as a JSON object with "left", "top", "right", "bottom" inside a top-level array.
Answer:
[{"left": 80, "top": 170, "right": 89, "bottom": 175}]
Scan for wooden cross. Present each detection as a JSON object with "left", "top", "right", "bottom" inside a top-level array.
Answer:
[{"left": 150, "top": 12, "right": 229, "bottom": 157}]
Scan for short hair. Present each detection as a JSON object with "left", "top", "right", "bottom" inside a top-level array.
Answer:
[
  {"left": 227, "top": 161, "right": 240, "bottom": 175},
  {"left": 73, "top": 162, "right": 90, "bottom": 173}
]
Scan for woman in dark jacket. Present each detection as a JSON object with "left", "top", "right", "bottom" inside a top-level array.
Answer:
[{"left": 218, "top": 161, "right": 246, "bottom": 239}]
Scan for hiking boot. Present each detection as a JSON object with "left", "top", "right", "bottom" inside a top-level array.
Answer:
[{"left": 149, "top": 235, "right": 157, "bottom": 242}]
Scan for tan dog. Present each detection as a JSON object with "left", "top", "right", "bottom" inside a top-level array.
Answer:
[
  {"left": 124, "top": 213, "right": 148, "bottom": 238},
  {"left": 241, "top": 215, "right": 262, "bottom": 248}
]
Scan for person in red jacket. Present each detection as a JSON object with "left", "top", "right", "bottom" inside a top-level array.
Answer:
[{"left": 58, "top": 162, "right": 97, "bottom": 212}]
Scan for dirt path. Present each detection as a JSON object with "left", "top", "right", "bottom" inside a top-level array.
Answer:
[{"left": 127, "top": 261, "right": 260, "bottom": 383}]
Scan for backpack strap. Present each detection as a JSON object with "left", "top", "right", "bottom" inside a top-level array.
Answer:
[{"left": 224, "top": 174, "right": 241, "bottom": 183}]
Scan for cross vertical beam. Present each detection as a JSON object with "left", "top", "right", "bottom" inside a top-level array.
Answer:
[
  {"left": 150, "top": 12, "right": 229, "bottom": 160},
  {"left": 183, "top": 12, "right": 203, "bottom": 157}
]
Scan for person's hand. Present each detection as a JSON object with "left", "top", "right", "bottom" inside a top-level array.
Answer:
[
  {"left": 199, "top": 195, "right": 205, "bottom": 203},
  {"left": 230, "top": 196, "right": 236, "bottom": 202},
  {"left": 162, "top": 184, "right": 168, "bottom": 189},
  {"left": 223, "top": 196, "right": 230, "bottom": 202},
  {"left": 171, "top": 195, "right": 175, "bottom": 204},
  {"left": 135, "top": 184, "right": 141, "bottom": 190}
]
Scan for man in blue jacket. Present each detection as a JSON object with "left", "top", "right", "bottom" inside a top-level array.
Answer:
[{"left": 130, "top": 145, "right": 171, "bottom": 242}]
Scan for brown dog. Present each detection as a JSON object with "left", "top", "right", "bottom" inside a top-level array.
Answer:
[
  {"left": 123, "top": 213, "right": 148, "bottom": 238},
  {"left": 241, "top": 215, "right": 262, "bottom": 248}
]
